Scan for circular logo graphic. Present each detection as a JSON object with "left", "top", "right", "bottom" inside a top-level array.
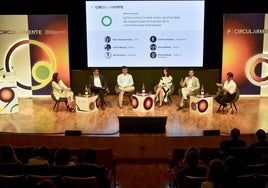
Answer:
[
  {"left": 143, "top": 96, "right": 153, "bottom": 110},
  {"left": 101, "top": 16, "right": 112, "bottom": 27},
  {"left": 132, "top": 96, "right": 138, "bottom": 108},
  {"left": 197, "top": 99, "right": 208, "bottom": 113},
  {"left": 89, "top": 102, "right": 95, "bottom": 110},
  {"left": 191, "top": 102, "right": 196, "bottom": 110},
  {"left": 245, "top": 53, "right": 268, "bottom": 87},
  {"left": 5, "top": 39, "right": 56, "bottom": 91},
  {"left": 0, "top": 87, "right": 15, "bottom": 103}
]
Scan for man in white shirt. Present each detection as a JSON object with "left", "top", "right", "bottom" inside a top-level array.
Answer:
[
  {"left": 117, "top": 66, "right": 135, "bottom": 108},
  {"left": 177, "top": 69, "right": 200, "bottom": 110},
  {"left": 215, "top": 72, "right": 237, "bottom": 111}
]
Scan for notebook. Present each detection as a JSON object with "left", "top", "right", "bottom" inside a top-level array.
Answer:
[{"left": 216, "top": 83, "right": 223, "bottom": 92}]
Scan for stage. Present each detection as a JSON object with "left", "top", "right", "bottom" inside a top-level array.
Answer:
[{"left": 1, "top": 95, "right": 267, "bottom": 135}]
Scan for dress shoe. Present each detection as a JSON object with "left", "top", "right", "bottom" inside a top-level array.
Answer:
[{"left": 69, "top": 107, "right": 75, "bottom": 113}]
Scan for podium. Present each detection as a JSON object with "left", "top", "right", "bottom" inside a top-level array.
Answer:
[
  {"left": 75, "top": 95, "right": 98, "bottom": 113},
  {"left": 132, "top": 93, "right": 155, "bottom": 112},
  {"left": 190, "top": 95, "right": 213, "bottom": 113},
  {"left": 0, "top": 72, "right": 19, "bottom": 114}
]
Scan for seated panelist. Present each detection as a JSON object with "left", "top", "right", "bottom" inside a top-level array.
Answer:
[
  {"left": 89, "top": 68, "right": 109, "bottom": 110},
  {"left": 154, "top": 67, "right": 173, "bottom": 107},
  {"left": 177, "top": 69, "right": 200, "bottom": 110}
]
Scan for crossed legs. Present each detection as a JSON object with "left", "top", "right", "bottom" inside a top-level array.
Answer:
[{"left": 118, "top": 86, "right": 135, "bottom": 107}]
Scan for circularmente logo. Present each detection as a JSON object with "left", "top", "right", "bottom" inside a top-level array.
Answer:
[
  {"left": 101, "top": 16, "right": 112, "bottom": 27},
  {"left": 245, "top": 53, "right": 268, "bottom": 87}
]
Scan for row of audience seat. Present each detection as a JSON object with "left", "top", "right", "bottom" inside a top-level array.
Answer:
[
  {"left": 169, "top": 146, "right": 268, "bottom": 188},
  {"left": 0, "top": 146, "right": 116, "bottom": 188}
]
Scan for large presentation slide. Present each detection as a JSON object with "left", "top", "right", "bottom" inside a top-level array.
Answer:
[{"left": 86, "top": 0, "right": 205, "bottom": 67}]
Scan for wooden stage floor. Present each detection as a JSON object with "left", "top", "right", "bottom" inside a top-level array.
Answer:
[{"left": 0, "top": 95, "right": 267, "bottom": 137}]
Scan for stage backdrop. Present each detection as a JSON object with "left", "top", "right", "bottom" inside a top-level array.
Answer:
[
  {"left": 222, "top": 14, "right": 268, "bottom": 96},
  {"left": 0, "top": 15, "right": 70, "bottom": 97}
]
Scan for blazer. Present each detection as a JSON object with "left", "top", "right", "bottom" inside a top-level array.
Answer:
[
  {"left": 180, "top": 76, "right": 200, "bottom": 93},
  {"left": 89, "top": 74, "right": 108, "bottom": 89}
]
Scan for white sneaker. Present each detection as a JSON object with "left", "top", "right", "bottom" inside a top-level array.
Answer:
[
  {"left": 227, "top": 108, "right": 233, "bottom": 114},
  {"left": 164, "top": 97, "right": 168, "bottom": 102}
]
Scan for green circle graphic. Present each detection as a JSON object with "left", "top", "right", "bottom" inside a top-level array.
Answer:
[
  {"left": 36, "top": 65, "right": 50, "bottom": 80},
  {"left": 101, "top": 16, "right": 112, "bottom": 26}
]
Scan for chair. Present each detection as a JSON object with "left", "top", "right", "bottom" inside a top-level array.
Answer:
[
  {"left": 251, "top": 147, "right": 268, "bottom": 164},
  {"left": 14, "top": 146, "right": 35, "bottom": 164},
  {"left": 27, "top": 174, "right": 62, "bottom": 188},
  {"left": 0, "top": 163, "right": 24, "bottom": 175},
  {"left": 199, "top": 147, "right": 220, "bottom": 165},
  {"left": 0, "top": 174, "right": 27, "bottom": 188},
  {"left": 168, "top": 148, "right": 187, "bottom": 187},
  {"left": 217, "top": 87, "right": 240, "bottom": 114},
  {"left": 51, "top": 90, "right": 68, "bottom": 112},
  {"left": 23, "top": 163, "right": 50, "bottom": 176},
  {"left": 114, "top": 85, "right": 134, "bottom": 104},
  {"left": 93, "top": 148, "right": 117, "bottom": 187},
  {"left": 154, "top": 84, "right": 174, "bottom": 104},
  {"left": 182, "top": 176, "right": 206, "bottom": 188},
  {"left": 81, "top": 164, "right": 110, "bottom": 188},
  {"left": 256, "top": 174, "right": 268, "bottom": 188},
  {"left": 234, "top": 174, "right": 256, "bottom": 188},
  {"left": 49, "top": 164, "right": 83, "bottom": 177},
  {"left": 224, "top": 147, "right": 251, "bottom": 164},
  {"left": 68, "top": 148, "right": 86, "bottom": 164},
  {"left": 63, "top": 176, "right": 99, "bottom": 188}
]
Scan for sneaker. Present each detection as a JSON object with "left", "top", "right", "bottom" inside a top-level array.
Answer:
[
  {"left": 227, "top": 108, "right": 233, "bottom": 114},
  {"left": 164, "top": 97, "right": 168, "bottom": 102},
  {"left": 177, "top": 106, "right": 183, "bottom": 111}
]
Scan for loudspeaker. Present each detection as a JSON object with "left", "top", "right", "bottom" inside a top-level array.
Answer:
[
  {"left": 203, "top": 130, "right": 220, "bottom": 136},
  {"left": 65, "top": 130, "right": 82, "bottom": 136},
  {"left": 118, "top": 116, "right": 167, "bottom": 134}
]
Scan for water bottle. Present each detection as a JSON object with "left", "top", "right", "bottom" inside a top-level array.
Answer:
[
  {"left": 85, "top": 85, "right": 88, "bottom": 95},
  {"left": 142, "top": 83, "right": 146, "bottom": 93},
  {"left": 201, "top": 85, "right": 204, "bottom": 96}
]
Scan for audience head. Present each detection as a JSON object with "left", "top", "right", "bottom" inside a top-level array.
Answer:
[
  {"left": 36, "top": 146, "right": 49, "bottom": 160},
  {"left": 184, "top": 147, "right": 199, "bottom": 167},
  {"left": 231, "top": 128, "right": 240, "bottom": 140},
  {"left": 54, "top": 147, "right": 71, "bottom": 166},
  {"left": 36, "top": 179, "right": 56, "bottom": 188},
  {"left": 256, "top": 129, "right": 266, "bottom": 141},
  {"left": 0, "top": 145, "right": 18, "bottom": 163},
  {"left": 206, "top": 159, "right": 225, "bottom": 186},
  {"left": 84, "top": 149, "right": 96, "bottom": 164}
]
